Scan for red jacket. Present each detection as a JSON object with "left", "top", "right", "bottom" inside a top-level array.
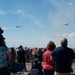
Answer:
[{"left": 42, "top": 50, "right": 54, "bottom": 70}]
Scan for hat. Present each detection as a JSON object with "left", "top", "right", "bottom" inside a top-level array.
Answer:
[{"left": 0, "top": 27, "right": 4, "bottom": 34}]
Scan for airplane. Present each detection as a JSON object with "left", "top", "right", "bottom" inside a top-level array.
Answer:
[
  {"left": 63, "top": 23, "right": 69, "bottom": 26},
  {"left": 16, "top": 25, "right": 22, "bottom": 28}
]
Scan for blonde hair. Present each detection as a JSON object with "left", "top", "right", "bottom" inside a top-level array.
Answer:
[{"left": 32, "top": 48, "right": 38, "bottom": 54}]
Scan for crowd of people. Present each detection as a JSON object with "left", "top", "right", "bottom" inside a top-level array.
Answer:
[{"left": 0, "top": 27, "right": 75, "bottom": 75}]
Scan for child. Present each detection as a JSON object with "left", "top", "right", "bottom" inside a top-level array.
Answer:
[{"left": 32, "top": 58, "right": 43, "bottom": 75}]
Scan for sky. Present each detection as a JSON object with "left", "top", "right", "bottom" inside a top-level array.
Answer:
[{"left": 0, "top": 0, "right": 75, "bottom": 48}]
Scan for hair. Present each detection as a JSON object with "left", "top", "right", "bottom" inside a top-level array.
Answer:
[
  {"left": 46, "top": 41, "right": 56, "bottom": 51},
  {"left": 11, "top": 47, "right": 15, "bottom": 52},
  {"left": 19, "top": 45, "right": 23, "bottom": 49},
  {"left": 34, "top": 58, "right": 39, "bottom": 64},
  {"left": 60, "top": 38, "right": 68, "bottom": 47},
  {"left": 0, "top": 27, "right": 4, "bottom": 34}
]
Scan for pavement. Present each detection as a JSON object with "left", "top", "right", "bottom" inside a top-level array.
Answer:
[
  {"left": 11, "top": 62, "right": 31, "bottom": 75},
  {"left": 72, "top": 63, "right": 75, "bottom": 75},
  {"left": 11, "top": 62, "right": 75, "bottom": 75}
]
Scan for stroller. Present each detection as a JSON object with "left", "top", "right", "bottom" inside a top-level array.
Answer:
[
  {"left": 28, "top": 69, "right": 39, "bottom": 75},
  {"left": 8, "top": 62, "right": 24, "bottom": 75}
]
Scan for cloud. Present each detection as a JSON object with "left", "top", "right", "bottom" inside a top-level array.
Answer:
[
  {"left": 0, "top": 9, "right": 22, "bottom": 15},
  {"left": 0, "top": 10, "right": 7, "bottom": 15},
  {"left": 6, "top": 36, "right": 51, "bottom": 48},
  {"left": 28, "top": 14, "right": 43, "bottom": 27},
  {"left": 28, "top": 14, "right": 35, "bottom": 20},
  {"left": 69, "top": 3, "right": 74, "bottom": 6},
  {"left": 47, "top": 0, "right": 75, "bottom": 35},
  {"left": 66, "top": 32, "right": 75, "bottom": 47},
  {"left": 10, "top": 10, "right": 22, "bottom": 14},
  {"left": 56, "top": 32, "right": 75, "bottom": 47},
  {"left": 0, "top": 9, "right": 43, "bottom": 27},
  {"left": 6, "top": 32, "right": 75, "bottom": 48}
]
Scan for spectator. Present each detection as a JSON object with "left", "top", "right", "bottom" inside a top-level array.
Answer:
[
  {"left": 42, "top": 41, "right": 56, "bottom": 75},
  {"left": 26, "top": 47, "right": 30, "bottom": 62},
  {"left": 0, "top": 27, "right": 10, "bottom": 75},
  {"left": 17, "top": 45, "right": 27, "bottom": 71},
  {"left": 31, "top": 48, "right": 38, "bottom": 67},
  {"left": 9, "top": 47, "right": 16, "bottom": 63},
  {"left": 32, "top": 58, "right": 43, "bottom": 75},
  {"left": 38, "top": 48, "right": 43, "bottom": 62},
  {"left": 50, "top": 38, "right": 75, "bottom": 75}
]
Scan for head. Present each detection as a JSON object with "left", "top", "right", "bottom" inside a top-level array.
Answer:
[
  {"left": 60, "top": 38, "right": 68, "bottom": 47},
  {"left": 10, "top": 47, "right": 15, "bottom": 52},
  {"left": 34, "top": 58, "right": 39, "bottom": 64},
  {"left": 19, "top": 45, "right": 23, "bottom": 49},
  {"left": 0, "top": 27, "right": 4, "bottom": 34},
  {"left": 46, "top": 41, "right": 56, "bottom": 51},
  {"left": 33, "top": 47, "right": 38, "bottom": 54}
]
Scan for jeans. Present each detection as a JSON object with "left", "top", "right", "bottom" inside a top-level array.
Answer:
[{"left": 43, "top": 70, "right": 54, "bottom": 75}]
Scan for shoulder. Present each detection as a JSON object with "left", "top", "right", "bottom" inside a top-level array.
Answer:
[
  {"left": 17, "top": 50, "right": 20, "bottom": 53},
  {"left": 67, "top": 47, "right": 74, "bottom": 53},
  {"left": 0, "top": 34, "right": 5, "bottom": 39},
  {"left": 51, "top": 47, "right": 62, "bottom": 56},
  {"left": 67, "top": 47, "right": 73, "bottom": 50},
  {"left": 0, "top": 46, "right": 9, "bottom": 54},
  {"left": 53, "top": 47, "right": 61, "bottom": 52},
  {"left": 23, "top": 50, "right": 26, "bottom": 53},
  {"left": 43, "top": 50, "right": 50, "bottom": 54}
]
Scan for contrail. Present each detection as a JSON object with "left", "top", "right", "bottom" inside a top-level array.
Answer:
[
  {"left": 2, "top": 25, "right": 22, "bottom": 30},
  {"left": 2, "top": 27, "right": 16, "bottom": 30}
]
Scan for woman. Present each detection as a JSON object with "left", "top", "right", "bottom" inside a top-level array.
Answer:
[
  {"left": 42, "top": 41, "right": 56, "bottom": 75},
  {"left": 17, "top": 45, "right": 27, "bottom": 71},
  {"left": 9, "top": 47, "right": 16, "bottom": 63},
  {"left": 0, "top": 27, "right": 10, "bottom": 75},
  {"left": 31, "top": 48, "right": 38, "bottom": 68}
]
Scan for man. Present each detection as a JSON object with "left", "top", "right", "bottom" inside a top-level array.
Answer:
[
  {"left": 50, "top": 38, "right": 75, "bottom": 75},
  {"left": 17, "top": 45, "right": 27, "bottom": 71}
]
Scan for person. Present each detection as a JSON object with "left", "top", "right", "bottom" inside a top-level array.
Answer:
[
  {"left": 25, "top": 47, "right": 30, "bottom": 62},
  {"left": 42, "top": 41, "right": 56, "bottom": 75},
  {"left": 38, "top": 48, "right": 43, "bottom": 62},
  {"left": 0, "top": 27, "right": 6, "bottom": 46},
  {"left": 9, "top": 47, "right": 16, "bottom": 63},
  {"left": 28, "top": 58, "right": 43, "bottom": 75},
  {"left": 50, "top": 38, "right": 75, "bottom": 75},
  {"left": 0, "top": 27, "right": 10, "bottom": 75},
  {"left": 31, "top": 48, "right": 38, "bottom": 68},
  {"left": 32, "top": 58, "right": 43, "bottom": 75},
  {"left": 17, "top": 45, "right": 27, "bottom": 71}
]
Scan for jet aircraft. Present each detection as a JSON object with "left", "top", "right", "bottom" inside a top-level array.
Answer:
[
  {"left": 16, "top": 25, "right": 22, "bottom": 28},
  {"left": 64, "top": 23, "right": 69, "bottom": 25}
]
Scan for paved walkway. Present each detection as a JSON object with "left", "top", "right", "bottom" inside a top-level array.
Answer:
[
  {"left": 72, "top": 63, "right": 75, "bottom": 75},
  {"left": 11, "top": 62, "right": 75, "bottom": 75}
]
